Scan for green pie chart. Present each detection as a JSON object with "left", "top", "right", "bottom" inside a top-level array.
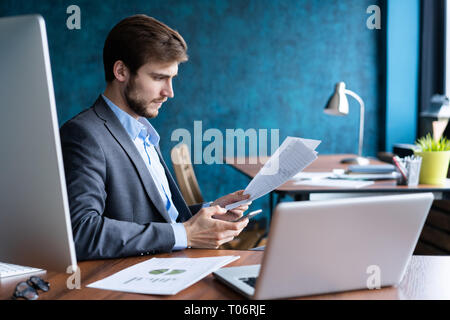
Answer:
[{"left": 149, "top": 269, "right": 169, "bottom": 275}]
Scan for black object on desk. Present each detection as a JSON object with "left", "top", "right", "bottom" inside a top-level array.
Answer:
[{"left": 393, "top": 143, "right": 417, "bottom": 157}]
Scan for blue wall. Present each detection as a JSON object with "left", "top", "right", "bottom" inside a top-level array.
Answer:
[
  {"left": 385, "top": 0, "right": 420, "bottom": 151},
  {"left": 0, "top": 0, "right": 383, "bottom": 219}
]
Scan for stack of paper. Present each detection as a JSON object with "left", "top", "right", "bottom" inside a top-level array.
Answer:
[
  {"left": 87, "top": 256, "right": 239, "bottom": 295},
  {"left": 225, "top": 136, "right": 320, "bottom": 210}
]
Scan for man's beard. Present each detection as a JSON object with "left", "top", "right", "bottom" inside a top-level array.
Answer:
[{"left": 124, "top": 78, "right": 158, "bottom": 119}]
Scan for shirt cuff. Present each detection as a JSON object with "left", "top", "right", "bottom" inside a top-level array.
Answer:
[
  {"left": 202, "top": 201, "right": 213, "bottom": 208},
  {"left": 171, "top": 223, "right": 188, "bottom": 251}
]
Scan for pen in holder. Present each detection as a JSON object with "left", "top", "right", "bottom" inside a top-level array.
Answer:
[{"left": 393, "top": 156, "right": 422, "bottom": 186}]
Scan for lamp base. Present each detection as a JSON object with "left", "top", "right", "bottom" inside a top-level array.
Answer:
[{"left": 340, "top": 157, "right": 370, "bottom": 165}]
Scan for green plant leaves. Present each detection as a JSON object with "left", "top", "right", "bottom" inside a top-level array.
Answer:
[{"left": 415, "top": 133, "right": 450, "bottom": 152}]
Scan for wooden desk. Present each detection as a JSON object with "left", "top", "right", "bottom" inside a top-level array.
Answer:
[
  {"left": 226, "top": 154, "right": 450, "bottom": 214},
  {"left": 1, "top": 249, "right": 449, "bottom": 300}
]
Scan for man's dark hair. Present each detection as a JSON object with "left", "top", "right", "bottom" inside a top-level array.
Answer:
[{"left": 103, "top": 14, "right": 188, "bottom": 82}]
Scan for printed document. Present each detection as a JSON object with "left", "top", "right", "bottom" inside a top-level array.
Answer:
[
  {"left": 87, "top": 256, "right": 239, "bottom": 295},
  {"left": 225, "top": 136, "right": 320, "bottom": 210}
]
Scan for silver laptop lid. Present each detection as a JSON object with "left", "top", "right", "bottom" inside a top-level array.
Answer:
[{"left": 254, "top": 193, "right": 433, "bottom": 299}]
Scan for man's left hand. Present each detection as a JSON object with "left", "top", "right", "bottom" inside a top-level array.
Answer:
[{"left": 211, "top": 190, "right": 251, "bottom": 222}]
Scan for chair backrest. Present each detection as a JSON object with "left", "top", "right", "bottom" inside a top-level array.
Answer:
[{"left": 170, "top": 143, "right": 204, "bottom": 206}]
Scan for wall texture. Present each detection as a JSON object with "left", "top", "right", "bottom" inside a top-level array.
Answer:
[{"left": 0, "top": 0, "right": 383, "bottom": 219}]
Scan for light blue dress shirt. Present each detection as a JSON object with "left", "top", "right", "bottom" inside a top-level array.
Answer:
[{"left": 102, "top": 95, "right": 187, "bottom": 250}]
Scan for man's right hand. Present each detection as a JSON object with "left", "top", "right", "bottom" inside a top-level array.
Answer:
[{"left": 182, "top": 205, "right": 249, "bottom": 249}]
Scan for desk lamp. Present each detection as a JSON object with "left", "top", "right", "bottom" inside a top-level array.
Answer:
[{"left": 324, "top": 82, "right": 369, "bottom": 165}]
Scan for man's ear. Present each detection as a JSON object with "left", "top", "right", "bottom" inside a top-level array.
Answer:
[{"left": 112, "top": 60, "right": 129, "bottom": 83}]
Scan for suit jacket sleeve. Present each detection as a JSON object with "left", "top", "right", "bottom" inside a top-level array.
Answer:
[{"left": 60, "top": 121, "right": 176, "bottom": 260}]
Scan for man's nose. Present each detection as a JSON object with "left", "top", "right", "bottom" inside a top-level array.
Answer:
[{"left": 161, "top": 80, "right": 174, "bottom": 98}]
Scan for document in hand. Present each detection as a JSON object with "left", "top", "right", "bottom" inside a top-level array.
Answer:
[
  {"left": 225, "top": 137, "right": 320, "bottom": 210},
  {"left": 87, "top": 256, "right": 239, "bottom": 295}
]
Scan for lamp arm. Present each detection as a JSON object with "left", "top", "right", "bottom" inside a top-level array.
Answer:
[{"left": 345, "top": 89, "right": 365, "bottom": 158}]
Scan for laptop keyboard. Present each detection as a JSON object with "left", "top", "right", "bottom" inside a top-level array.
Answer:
[
  {"left": 0, "top": 262, "right": 43, "bottom": 278},
  {"left": 240, "top": 277, "right": 258, "bottom": 288}
]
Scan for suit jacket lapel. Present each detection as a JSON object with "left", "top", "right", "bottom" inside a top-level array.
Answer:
[{"left": 92, "top": 96, "right": 172, "bottom": 223}]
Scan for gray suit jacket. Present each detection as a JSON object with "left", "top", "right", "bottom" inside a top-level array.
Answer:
[{"left": 60, "top": 96, "right": 202, "bottom": 260}]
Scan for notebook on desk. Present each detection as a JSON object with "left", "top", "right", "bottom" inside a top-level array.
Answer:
[
  {"left": 213, "top": 193, "right": 433, "bottom": 299},
  {"left": 347, "top": 164, "right": 396, "bottom": 174}
]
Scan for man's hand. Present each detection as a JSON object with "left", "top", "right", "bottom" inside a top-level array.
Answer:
[
  {"left": 183, "top": 206, "right": 249, "bottom": 249},
  {"left": 211, "top": 190, "right": 252, "bottom": 222}
]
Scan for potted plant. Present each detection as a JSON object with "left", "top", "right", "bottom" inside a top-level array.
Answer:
[{"left": 415, "top": 133, "right": 450, "bottom": 185}]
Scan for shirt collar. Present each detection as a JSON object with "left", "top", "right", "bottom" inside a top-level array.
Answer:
[{"left": 102, "top": 94, "right": 160, "bottom": 146}]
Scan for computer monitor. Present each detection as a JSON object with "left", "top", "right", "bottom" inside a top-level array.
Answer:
[{"left": 0, "top": 14, "right": 77, "bottom": 272}]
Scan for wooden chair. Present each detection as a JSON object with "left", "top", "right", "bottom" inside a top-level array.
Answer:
[
  {"left": 171, "top": 143, "right": 266, "bottom": 250},
  {"left": 170, "top": 143, "right": 204, "bottom": 206}
]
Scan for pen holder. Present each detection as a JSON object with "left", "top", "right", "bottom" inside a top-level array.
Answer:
[
  {"left": 406, "top": 157, "right": 422, "bottom": 186},
  {"left": 396, "top": 157, "right": 422, "bottom": 186}
]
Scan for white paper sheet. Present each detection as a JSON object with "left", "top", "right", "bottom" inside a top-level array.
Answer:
[
  {"left": 225, "top": 136, "right": 320, "bottom": 210},
  {"left": 294, "top": 179, "right": 374, "bottom": 188},
  {"left": 87, "top": 256, "right": 239, "bottom": 295},
  {"left": 290, "top": 172, "right": 335, "bottom": 181}
]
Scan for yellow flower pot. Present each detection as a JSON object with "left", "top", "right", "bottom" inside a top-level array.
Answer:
[{"left": 415, "top": 151, "right": 450, "bottom": 185}]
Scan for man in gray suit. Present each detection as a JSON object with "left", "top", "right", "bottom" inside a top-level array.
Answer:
[{"left": 60, "top": 15, "right": 251, "bottom": 260}]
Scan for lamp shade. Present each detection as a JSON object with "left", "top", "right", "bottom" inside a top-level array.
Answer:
[{"left": 324, "top": 82, "right": 349, "bottom": 116}]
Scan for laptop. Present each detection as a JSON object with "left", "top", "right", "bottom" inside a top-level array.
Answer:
[
  {"left": 0, "top": 15, "right": 77, "bottom": 276},
  {"left": 213, "top": 193, "right": 433, "bottom": 299}
]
